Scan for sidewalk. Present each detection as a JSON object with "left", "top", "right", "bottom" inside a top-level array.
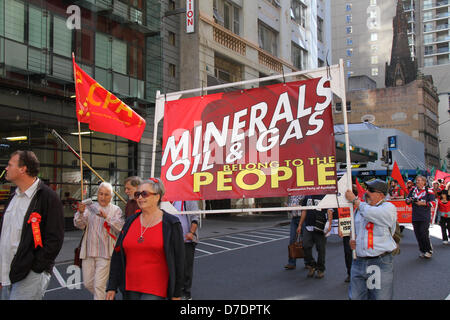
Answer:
[{"left": 56, "top": 213, "right": 290, "bottom": 264}]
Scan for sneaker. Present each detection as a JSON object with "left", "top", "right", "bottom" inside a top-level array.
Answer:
[
  {"left": 182, "top": 294, "right": 192, "bottom": 300},
  {"left": 424, "top": 252, "right": 432, "bottom": 259},
  {"left": 419, "top": 252, "right": 425, "bottom": 258},
  {"left": 284, "top": 264, "right": 296, "bottom": 270},
  {"left": 443, "top": 241, "right": 448, "bottom": 245},
  {"left": 306, "top": 266, "right": 316, "bottom": 278},
  {"left": 315, "top": 271, "right": 325, "bottom": 279}
]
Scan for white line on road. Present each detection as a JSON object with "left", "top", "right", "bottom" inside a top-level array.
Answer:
[
  {"left": 249, "top": 231, "right": 286, "bottom": 239},
  {"left": 212, "top": 238, "right": 248, "bottom": 247},
  {"left": 195, "top": 248, "right": 214, "bottom": 255},
  {"left": 199, "top": 241, "right": 233, "bottom": 250},
  {"left": 224, "top": 235, "right": 261, "bottom": 243},
  {"left": 235, "top": 233, "right": 278, "bottom": 240}
]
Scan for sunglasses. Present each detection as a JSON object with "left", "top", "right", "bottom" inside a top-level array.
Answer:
[
  {"left": 367, "top": 187, "right": 383, "bottom": 194},
  {"left": 134, "top": 191, "right": 157, "bottom": 199}
]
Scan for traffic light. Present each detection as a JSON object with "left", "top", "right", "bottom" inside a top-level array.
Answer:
[
  {"left": 388, "top": 150, "right": 392, "bottom": 165},
  {"left": 380, "top": 148, "right": 393, "bottom": 165}
]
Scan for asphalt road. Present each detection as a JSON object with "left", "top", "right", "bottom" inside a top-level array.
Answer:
[{"left": 44, "top": 224, "right": 450, "bottom": 300}]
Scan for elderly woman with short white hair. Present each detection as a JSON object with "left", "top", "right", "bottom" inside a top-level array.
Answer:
[{"left": 74, "top": 182, "right": 124, "bottom": 300}]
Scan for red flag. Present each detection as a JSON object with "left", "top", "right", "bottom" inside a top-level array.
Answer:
[
  {"left": 391, "top": 161, "right": 408, "bottom": 195},
  {"left": 73, "top": 56, "right": 146, "bottom": 142},
  {"left": 355, "top": 179, "right": 366, "bottom": 201}
]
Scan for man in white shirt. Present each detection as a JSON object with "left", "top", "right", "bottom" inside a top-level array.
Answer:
[{"left": 0, "top": 150, "right": 64, "bottom": 300}]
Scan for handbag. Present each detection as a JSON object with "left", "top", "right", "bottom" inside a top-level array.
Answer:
[
  {"left": 288, "top": 233, "right": 304, "bottom": 259},
  {"left": 74, "top": 229, "right": 86, "bottom": 268}
]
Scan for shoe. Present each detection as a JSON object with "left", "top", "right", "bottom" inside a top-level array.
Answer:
[
  {"left": 424, "top": 252, "right": 432, "bottom": 259},
  {"left": 284, "top": 264, "right": 296, "bottom": 270},
  {"left": 419, "top": 252, "right": 425, "bottom": 258},
  {"left": 344, "top": 275, "right": 351, "bottom": 283},
  {"left": 182, "top": 294, "right": 192, "bottom": 300},
  {"left": 443, "top": 241, "right": 448, "bottom": 245},
  {"left": 315, "top": 271, "right": 325, "bottom": 279},
  {"left": 306, "top": 266, "right": 316, "bottom": 278}
]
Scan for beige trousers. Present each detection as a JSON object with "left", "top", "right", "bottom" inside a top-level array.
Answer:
[{"left": 82, "top": 257, "right": 111, "bottom": 300}]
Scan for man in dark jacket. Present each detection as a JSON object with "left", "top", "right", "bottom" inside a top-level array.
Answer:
[{"left": 0, "top": 150, "right": 64, "bottom": 300}]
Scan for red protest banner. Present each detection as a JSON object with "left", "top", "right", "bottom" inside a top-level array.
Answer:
[
  {"left": 389, "top": 200, "right": 438, "bottom": 224},
  {"left": 73, "top": 57, "right": 146, "bottom": 142},
  {"left": 161, "top": 77, "right": 337, "bottom": 201}
]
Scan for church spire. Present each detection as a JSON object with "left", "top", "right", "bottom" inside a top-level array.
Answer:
[{"left": 385, "top": 0, "right": 417, "bottom": 87}]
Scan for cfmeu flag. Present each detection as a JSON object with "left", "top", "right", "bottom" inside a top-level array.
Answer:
[{"left": 73, "top": 56, "right": 146, "bottom": 142}]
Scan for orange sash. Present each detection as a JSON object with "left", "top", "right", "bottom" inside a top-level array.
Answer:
[
  {"left": 366, "top": 222, "right": 374, "bottom": 249},
  {"left": 27, "top": 212, "right": 43, "bottom": 248}
]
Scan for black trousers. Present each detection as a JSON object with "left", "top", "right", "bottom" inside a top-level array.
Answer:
[
  {"left": 182, "top": 242, "right": 196, "bottom": 296},
  {"left": 343, "top": 236, "right": 352, "bottom": 276},
  {"left": 440, "top": 217, "right": 450, "bottom": 241},
  {"left": 303, "top": 230, "right": 327, "bottom": 272},
  {"left": 412, "top": 221, "right": 432, "bottom": 253}
]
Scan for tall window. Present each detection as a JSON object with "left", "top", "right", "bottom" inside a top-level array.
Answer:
[
  {"left": 112, "top": 39, "right": 127, "bottom": 74},
  {"left": 223, "top": 1, "right": 240, "bottom": 35},
  {"left": 292, "top": 42, "right": 307, "bottom": 70},
  {"left": 317, "top": 17, "right": 323, "bottom": 42},
  {"left": 258, "top": 22, "right": 278, "bottom": 56},
  {"left": 53, "top": 15, "right": 72, "bottom": 57},
  {"left": 28, "top": 6, "right": 50, "bottom": 49},
  {"left": 5, "top": 0, "right": 25, "bottom": 43},
  {"left": 291, "top": 0, "right": 307, "bottom": 28}
]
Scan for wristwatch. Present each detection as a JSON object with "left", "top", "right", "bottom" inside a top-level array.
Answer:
[{"left": 352, "top": 198, "right": 359, "bottom": 205}]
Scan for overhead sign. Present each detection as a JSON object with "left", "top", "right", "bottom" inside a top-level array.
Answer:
[
  {"left": 160, "top": 77, "right": 337, "bottom": 201},
  {"left": 186, "top": 0, "right": 194, "bottom": 33}
]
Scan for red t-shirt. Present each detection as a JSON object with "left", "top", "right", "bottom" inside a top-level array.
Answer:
[
  {"left": 438, "top": 199, "right": 450, "bottom": 217},
  {"left": 123, "top": 218, "right": 169, "bottom": 297}
]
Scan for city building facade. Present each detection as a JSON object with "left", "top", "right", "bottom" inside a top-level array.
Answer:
[
  {"left": 0, "top": 0, "right": 165, "bottom": 227},
  {"left": 331, "top": 0, "right": 449, "bottom": 171}
]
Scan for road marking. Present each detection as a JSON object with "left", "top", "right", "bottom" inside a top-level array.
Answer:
[
  {"left": 225, "top": 235, "right": 261, "bottom": 243},
  {"left": 247, "top": 231, "right": 284, "bottom": 239},
  {"left": 251, "top": 230, "right": 287, "bottom": 238},
  {"left": 199, "top": 241, "right": 232, "bottom": 250},
  {"left": 212, "top": 238, "right": 247, "bottom": 247},
  {"left": 195, "top": 248, "right": 214, "bottom": 255},
  {"left": 445, "top": 293, "right": 450, "bottom": 300}
]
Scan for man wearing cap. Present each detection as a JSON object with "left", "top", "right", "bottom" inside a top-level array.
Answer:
[{"left": 345, "top": 179, "right": 397, "bottom": 300}]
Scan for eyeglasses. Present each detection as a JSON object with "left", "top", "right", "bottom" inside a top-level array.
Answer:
[
  {"left": 134, "top": 191, "right": 157, "bottom": 199},
  {"left": 367, "top": 187, "right": 383, "bottom": 194}
]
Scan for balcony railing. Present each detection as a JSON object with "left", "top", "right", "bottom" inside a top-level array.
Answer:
[{"left": 200, "top": 13, "right": 297, "bottom": 74}]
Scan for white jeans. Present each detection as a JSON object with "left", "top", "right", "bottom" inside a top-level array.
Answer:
[
  {"left": 1, "top": 270, "right": 51, "bottom": 300},
  {"left": 82, "top": 257, "right": 110, "bottom": 300}
]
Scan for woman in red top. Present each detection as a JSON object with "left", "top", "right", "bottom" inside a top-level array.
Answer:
[
  {"left": 106, "top": 178, "right": 185, "bottom": 300},
  {"left": 438, "top": 190, "right": 450, "bottom": 245}
]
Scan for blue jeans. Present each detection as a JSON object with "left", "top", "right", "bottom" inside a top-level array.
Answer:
[
  {"left": 123, "top": 291, "right": 166, "bottom": 300},
  {"left": 350, "top": 253, "right": 394, "bottom": 300},
  {"left": 288, "top": 216, "right": 300, "bottom": 266}
]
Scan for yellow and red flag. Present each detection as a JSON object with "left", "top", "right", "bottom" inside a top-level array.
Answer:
[{"left": 73, "top": 56, "right": 146, "bottom": 142}]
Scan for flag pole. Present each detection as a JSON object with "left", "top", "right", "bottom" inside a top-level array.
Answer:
[
  {"left": 73, "top": 53, "right": 84, "bottom": 202},
  {"left": 51, "top": 130, "right": 127, "bottom": 204}
]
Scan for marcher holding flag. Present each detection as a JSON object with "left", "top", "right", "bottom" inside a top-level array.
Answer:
[{"left": 345, "top": 179, "right": 397, "bottom": 300}]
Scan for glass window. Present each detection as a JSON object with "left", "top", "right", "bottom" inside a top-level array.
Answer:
[
  {"left": 291, "top": 42, "right": 307, "bottom": 70},
  {"left": 371, "top": 33, "right": 378, "bottom": 41},
  {"left": 258, "top": 22, "right": 278, "bottom": 56},
  {"left": 96, "top": 33, "right": 112, "bottom": 69},
  {"left": 291, "top": 0, "right": 307, "bottom": 28},
  {"left": 371, "top": 44, "right": 378, "bottom": 53},
  {"left": 424, "top": 34, "right": 433, "bottom": 44},
  {"left": 371, "top": 67, "right": 378, "bottom": 76},
  {"left": 53, "top": 15, "right": 72, "bottom": 57},
  {"left": 5, "top": 0, "right": 25, "bottom": 43},
  {"left": 347, "top": 37, "right": 353, "bottom": 45},
  {"left": 369, "top": 0, "right": 377, "bottom": 5},
  {"left": 346, "top": 26, "right": 352, "bottom": 34},
  {"left": 345, "top": 3, "right": 352, "bottom": 11},
  {"left": 317, "top": 17, "right": 323, "bottom": 42},
  {"left": 346, "top": 14, "right": 352, "bottom": 23},
  {"left": 424, "top": 57, "right": 434, "bottom": 66},
  {"left": 346, "top": 60, "right": 351, "bottom": 67},
  {"left": 223, "top": 1, "right": 240, "bottom": 35},
  {"left": 29, "top": 6, "right": 50, "bottom": 49},
  {"left": 112, "top": 39, "right": 127, "bottom": 74},
  {"left": 346, "top": 48, "right": 353, "bottom": 56},
  {"left": 371, "top": 56, "right": 378, "bottom": 64}
]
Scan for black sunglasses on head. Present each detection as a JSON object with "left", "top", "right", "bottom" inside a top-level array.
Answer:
[{"left": 134, "top": 191, "right": 157, "bottom": 199}]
